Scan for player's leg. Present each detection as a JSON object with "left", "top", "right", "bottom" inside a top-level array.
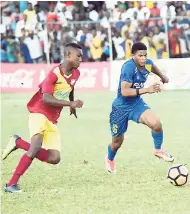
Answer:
[
  {"left": 3, "top": 115, "right": 61, "bottom": 165},
  {"left": 2, "top": 113, "right": 46, "bottom": 161},
  {"left": 5, "top": 133, "right": 44, "bottom": 193},
  {"left": 4, "top": 113, "right": 58, "bottom": 193},
  {"left": 4, "top": 134, "right": 61, "bottom": 193},
  {"left": 105, "top": 135, "right": 124, "bottom": 174},
  {"left": 109, "top": 135, "right": 124, "bottom": 159},
  {"left": 139, "top": 109, "right": 174, "bottom": 162},
  {"left": 2, "top": 135, "right": 43, "bottom": 160},
  {"left": 2, "top": 135, "right": 60, "bottom": 164},
  {"left": 2, "top": 135, "right": 19, "bottom": 160},
  {"left": 42, "top": 126, "right": 61, "bottom": 164},
  {"left": 46, "top": 150, "right": 60, "bottom": 164},
  {"left": 105, "top": 108, "right": 128, "bottom": 174}
]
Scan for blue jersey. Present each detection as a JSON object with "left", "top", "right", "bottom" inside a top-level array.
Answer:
[{"left": 112, "top": 58, "right": 154, "bottom": 107}]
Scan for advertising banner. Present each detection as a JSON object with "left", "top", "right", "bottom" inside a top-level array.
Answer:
[
  {"left": 1, "top": 62, "right": 110, "bottom": 92},
  {"left": 110, "top": 59, "right": 190, "bottom": 91}
]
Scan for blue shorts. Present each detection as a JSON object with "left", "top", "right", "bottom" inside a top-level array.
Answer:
[{"left": 110, "top": 98, "right": 150, "bottom": 136}]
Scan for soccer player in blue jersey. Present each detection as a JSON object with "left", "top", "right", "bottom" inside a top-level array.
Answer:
[{"left": 105, "top": 42, "right": 174, "bottom": 174}]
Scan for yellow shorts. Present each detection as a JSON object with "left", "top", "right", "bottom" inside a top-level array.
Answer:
[{"left": 29, "top": 113, "right": 61, "bottom": 151}]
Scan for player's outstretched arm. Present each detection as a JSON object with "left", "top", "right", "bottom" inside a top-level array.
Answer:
[
  {"left": 43, "top": 93, "right": 83, "bottom": 109},
  {"left": 121, "top": 81, "right": 161, "bottom": 97},
  {"left": 152, "top": 64, "right": 169, "bottom": 84}
]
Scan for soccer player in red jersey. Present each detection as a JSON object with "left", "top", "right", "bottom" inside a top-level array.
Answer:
[{"left": 2, "top": 43, "right": 84, "bottom": 193}]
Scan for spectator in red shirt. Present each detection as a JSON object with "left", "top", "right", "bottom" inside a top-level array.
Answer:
[
  {"left": 150, "top": 2, "right": 160, "bottom": 17},
  {"left": 46, "top": 4, "right": 58, "bottom": 31},
  {"left": 168, "top": 20, "right": 181, "bottom": 58}
]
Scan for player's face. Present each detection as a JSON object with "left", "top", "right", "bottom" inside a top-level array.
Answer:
[
  {"left": 133, "top": 50, "right": 147, "bottom": 67},
  {"left": 69, "top": 48, "right": 83, "bottom": 69}
]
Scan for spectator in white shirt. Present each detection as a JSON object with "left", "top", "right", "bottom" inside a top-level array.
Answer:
[
  {"left": 160, "top": 2, "right": 176, "bottom": 19},
  {"left": 136, "top": 1, "right": 150, "bottom": 20},
  {"left": 24, "top": 30, "right": 43, "bottom": 63}
]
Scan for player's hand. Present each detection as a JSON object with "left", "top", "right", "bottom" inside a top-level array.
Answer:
[
  {"left": 148, "top": 84, "right": 161, "bottom": 94},
  {"left": 70, "top": 99, "right": 83, "bottom": 109},
  {"left": 70, "top": 107, "right": 77, "bottom": 118},
  {"left": 161, "top": 75, "right": 169, "bottom": 84}
]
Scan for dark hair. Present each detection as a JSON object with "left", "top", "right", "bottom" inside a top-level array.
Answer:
[
  {"left": 64, "top": 42, "right": 82, "bottom": 50},
  {"left": 132, "top": 42, "right": 147, "bottom": 54}
]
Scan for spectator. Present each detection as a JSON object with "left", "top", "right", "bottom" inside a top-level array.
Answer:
[
  {"left": 6, "top": 33, "right": 18, "bottom": 63},
  {"left": 10, "top": 5, "right": 24, "bottom": 32},
  {"left": 136, "top": 1, "right": 150, "bottom": 20},
  {"left": 141, "top": 30, "right": 157, "bottom": 59},
  {"left": 90, "top": 30, "right": 103, "bottom": 61},
  {"left": 15, "top": 14, "right": 34, "bottom": 38},
  {"left": 24, "top": 30, "right": 43, "bottom": 63},
  {"left": 121, "top": 18, "right": 134, "bottom": 39},
  {"left": 112, "top": 29, "right": 125, "bottom": 60},
  {"left": 23, "top": 2, "right": 37, "bottom": 24},
  {"left": 113, "top": 3, "right": 128, "bottom": 21},
  {"left": 175, "top": 1, "right": 187, "bottom": 16},
  {"left": 152, "top": 26, "right": 167, "bottom": 59},
  {"left": 150, "top": 2, "right": 160, "bottom": 17},
  {"left": 38, "top": 24, "right": 49, "bottom": 62},
  {"left": 64, "top": 1, "right": 75, "bottom": 12},
  {"left": 122, "top": 31, "right": 133, "bottom": 60},
  {"left": 179, "top": 27, "right": 189, "bottom": 57},
  {"left": 1, "top": 1, "right": 190, "bottom": 62},
  {"left": 125, "top": 1, "right": 137, "bottom": 19},
  {"left": 101, "top": 38, "right": 110, "bottom": 61},
  {"left": 46, "top": 4, "right": 58, "bottom": 31},
  {"left": 19, "top": 36, "right": 32, "bottom": 63},
  {"left": 77, "top": 27, "right": 91, "bottom": 62},
  {"left": 184, "top": 25, "right": 190, "bottom": 50},
  {"left": 160, "top": 2, "right": 176, "bottom": 19},
  {"left": 0, "top": 43, "right": 7, "bottom": 62},
  {"left": 168, "top": 20, "right": 181, "bottom": 58},
  {"left": 19, "top": 1, "right": 27, "bottom": 13},
  {"left": 88, "top": 3, "right": 99, "bottom": 21},
  {"left": 34, "top": 4, "right": 46, "bottom": 23},
  {"left": 50, "top": 31, "right": 61, "bottom": 63}
]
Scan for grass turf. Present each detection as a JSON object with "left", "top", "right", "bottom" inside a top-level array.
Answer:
[{"left": 1, "top": 91, "right": 190, "bottom": 214}]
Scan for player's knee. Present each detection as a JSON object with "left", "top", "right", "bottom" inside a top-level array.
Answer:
[
  {"left": 27, "top": 143, "right": 42, "bottom": 159},
  {"left": 27, "top": 146, "right": 42, "bottom": 159},
  {"left": 27, "top": 134, "right": 43, "bottom": 158},
  {"left": 151, "top": 120, "right": 162, "bottom": 132},
  {"left": 112, "top": 136, "right": 124, "bottom": 149},
  {"left": 49, "top": 156, "right": 61, "bottom": 165}
]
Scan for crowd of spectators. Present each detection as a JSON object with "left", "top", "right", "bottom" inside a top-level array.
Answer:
[{"left": 1, "top": 1, "right": 190, "bottom": 63}]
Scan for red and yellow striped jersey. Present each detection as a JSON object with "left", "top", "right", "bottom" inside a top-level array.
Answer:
[{"left": 27, "top": 65, "right": 80, "bottom": 123}]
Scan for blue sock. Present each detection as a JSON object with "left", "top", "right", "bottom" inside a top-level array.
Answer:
[
  {"left": 152, "top": 131, "right": 163, "bottom": 149},
  {"left": 108, "top": 145, "right": 117, "bottom": 160}
]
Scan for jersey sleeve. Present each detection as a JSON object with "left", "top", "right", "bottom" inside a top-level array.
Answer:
[
  {"left": 120, "top": 63, "right": 134, "bottom": 83},
  {"left": 41, "top": 71, "right": 58, "bottom": 94},
  {"left": 146, "top": 59, "right": 154, "bottom": 72}
]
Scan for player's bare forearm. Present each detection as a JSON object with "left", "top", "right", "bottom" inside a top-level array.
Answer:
[
  {"left": 121, "top": 81, "right": 161, "bottom": 97},
  {"left": 152, "top": 65, "right": 169, "bottom": 83},
  {"left": 121, "top": 88, "right": 148, "bottom": 97},
  {"left": 152, "top": 65, "right": 164, "bottom": 80},
  {"left": 121, "top": 81, "right": 149, "bottom": 97},
  {"left": 43, "top": 93, "right": 72, "bottom": 107}
]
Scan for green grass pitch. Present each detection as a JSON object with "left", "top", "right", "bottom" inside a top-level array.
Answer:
[{"left": 1, "top": 91, "right": 190, "bottom": 214}]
